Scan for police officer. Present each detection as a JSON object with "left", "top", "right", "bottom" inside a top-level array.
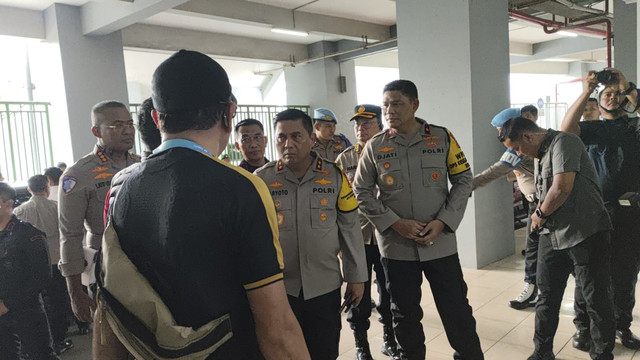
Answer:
[
  {"left": 256, "top": 108, "right": 367, "bottom": 360},
  {"left": 561, "top": 68, "right": 640, "bottom": 350},
  {"left": 336, "top": 104, "right": 397, "bottom": 360},
  {"left": 58, "top": 100, "right": 139, "bottom": 325},
  {"left": 234, "top": 118, "right": 269, "bottom": 172},
  {"left": 354, "top": 80, "right": 482, "bottom": 360},
  {"left": 312, "top": 108, "right": 352, "bottom": 162},
  {"left": 472, "top": 107, "right": 539, "bottom": 310},
  {"left": 0, "top": 182, "right": 59, "bottom": 360}
]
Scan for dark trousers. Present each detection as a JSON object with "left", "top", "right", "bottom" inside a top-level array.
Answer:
[
  {"left": 535, "top": 231, "right": 615, "bottom": 359},
  {"left": 524, "top": 205, "right": 539, "bottom": 284},
  {"left": 347, "top": 243, "right": 393, "bottom": 331},
  {"left": 42, "top": 266, "right": 70, "bottom": 344},
  {"left": 0, "top": 302, "right": 59, "bottom": 360},
  {"left": 574, "top": 207, "right": 640, "bottom": 332},
  {"left": 288, "top": 288, "right": 341, "bottom": 360},
  {"left": 382, "top": 254, "right": 483, "bottom": 360}
]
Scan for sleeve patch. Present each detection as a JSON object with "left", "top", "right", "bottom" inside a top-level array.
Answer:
[
  {"left": 446, "top": 130, "right": 470, "bottom": 175},
  {"left": 499, "top": 149, "right": 523, "bottom": 169},
  {"left": 62, "top": 176, "right": 78, "bottom": 193},
  {"left": 338, "top": 170, "right": 358, "bottom": 212}
]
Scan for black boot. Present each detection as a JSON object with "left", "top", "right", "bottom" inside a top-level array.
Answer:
[
  {"left": 381, "top": 326, "right": 400, "bottom": 358},
  {"left": 354, "top": 331, "right": 374, "bottom": 360}
]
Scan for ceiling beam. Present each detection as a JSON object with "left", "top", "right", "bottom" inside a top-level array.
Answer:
[
  {"left": 0, "top": 6, "right": 44, "bottom": 39},
  {"left": 82, "top": 0, "right": 191, "bottom": 36},
  {"left": 121, "top": 23, "right": 308, "bottom": 63},
  {"left": 509, "top": 41, "right": 533, "bottom": 56},
  {"left": 510, "top": 36, "right": 606, "bottom": 65},
  {"left": 174, "top": 0, "right": 391, "bottom": 42}
]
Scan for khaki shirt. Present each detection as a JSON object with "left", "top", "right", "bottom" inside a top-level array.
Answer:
[
  {"left": 335, "top": 144, "right": 376, "bottom": 245},
  {"left": 312, "top": 134, "right": 351, "bottom": 162},
  {"left": 353, "top": 119, "right": 473, "bottom": 261},
  {"left": 255, "top": 154, "right": 368, "bottom": 300},
  {"left": 14, "top": 195, "right": 60, "bottom": 265},
  {"left": 58, "top": 145, "right": 139, "bottom": 277}
]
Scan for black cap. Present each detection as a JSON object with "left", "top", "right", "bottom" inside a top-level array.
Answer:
[
  {"left": 350, "top": 104, "right": 381, "bottom": 121},
  {"left": 152, "top": 50, "right": 231, "bottom": 114}
]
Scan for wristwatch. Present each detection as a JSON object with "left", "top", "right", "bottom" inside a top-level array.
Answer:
[
  {"left": 622, "top": 82, "right": 637, "bottom": 96},
  {"left": 535, "top": 208, "right": 547, "bottom": 219}
]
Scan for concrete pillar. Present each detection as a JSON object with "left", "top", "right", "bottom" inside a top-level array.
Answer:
[
  {"left": 45, "top": 3, "right": 129, "bottom": 162},
  {"left": 614, "top": 0, "right": 637, "bottom": 82},
  {"left": 284, "top": 41, "right": 358, "bottom": 140},
  {"left": 396, "top": 0, "right": 512, "bottom": 268}
]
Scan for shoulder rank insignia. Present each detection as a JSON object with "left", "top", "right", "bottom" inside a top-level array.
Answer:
[
  {"left": 276, "top": 160, "right": 285, "bottom": 172},
  {"left": 96, "top": 150, "right": 109, "bottom": 163},
  {"left": 315, "top": 157, "right": 323, "bottom": 171},
  {"left": 424, "top": 123, "right": 431, "bottom": 135}
]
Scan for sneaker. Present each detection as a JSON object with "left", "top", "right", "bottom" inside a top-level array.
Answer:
[
  {"left": 509, "top": 282, "right": 537, "bottom": 310},
  {"left": 55, "top": 339, "right": 74, "bottom": 355}
]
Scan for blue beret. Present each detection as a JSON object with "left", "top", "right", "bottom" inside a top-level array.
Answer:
[{"left": 491, "top": 108, "right": 521, "bottom": 128}]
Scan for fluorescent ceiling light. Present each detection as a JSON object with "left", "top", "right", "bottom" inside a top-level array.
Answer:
[
  {"left": 557, "top": 31, "right": 578, "bottom": 37},
  {"left": 271, "top": 28, "right": 309, "bottom": 37}
]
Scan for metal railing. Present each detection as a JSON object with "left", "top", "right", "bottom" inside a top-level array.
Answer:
[
  {"left": 0, "top": 102, "right": 53, "bottom": 183},
  {"left": 130, "top": 104, "right": 310, "bottom": 163}
]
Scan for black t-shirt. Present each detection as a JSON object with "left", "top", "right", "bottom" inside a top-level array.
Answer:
[
  {"left": 239, "top": 158, "right": 269, "bottom": 174},
  {"left": 579, "top": 116, "right": 640, "bottom": 207},
  {"left": 111, "top": 147, "right": 284, "bottom": 359}
]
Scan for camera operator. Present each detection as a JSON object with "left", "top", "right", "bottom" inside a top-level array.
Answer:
[{"left": 561, "top": 67, "right": 640, "bottom": 350}]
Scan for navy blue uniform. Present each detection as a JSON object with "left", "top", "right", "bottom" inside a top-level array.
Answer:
[{"left": 0, "top": 215, "right": 58, "bottom": 360}]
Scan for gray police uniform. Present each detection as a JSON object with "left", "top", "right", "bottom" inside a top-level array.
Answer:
[
  {"left": 312, "top": 134, "right": 351, "bottom": 162},
  {"left": 58, "top": 145, "right": 139, "bottom": 277},
  {"left": 353, "top": 118, "right": 483, "bottom": 360},
  {"left": 255, "top": 154, "right": 367, "bottom": 360},
  {"left": 336, "top": 144, "right": 394, "bottom": 332}
]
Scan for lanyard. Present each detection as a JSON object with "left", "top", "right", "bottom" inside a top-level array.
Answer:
[{"left": 153, "top": 139, "right": 213, "bottom": 158}]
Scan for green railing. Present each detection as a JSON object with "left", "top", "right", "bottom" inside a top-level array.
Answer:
[
  {"left": 0, "top": 102, "right": 53, "bottom": 183},
  {"left": 130, "top": 104, "right": 310, "bottom": 164}
]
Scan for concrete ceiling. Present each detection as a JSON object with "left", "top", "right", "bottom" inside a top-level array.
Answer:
[{"left": 0, "top": 0, "right": 614, "bottom": 81}]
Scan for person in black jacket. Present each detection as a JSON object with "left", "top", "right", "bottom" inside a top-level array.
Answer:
[{"left": 0, "top": 182, "right": 58, "bottom": 359}]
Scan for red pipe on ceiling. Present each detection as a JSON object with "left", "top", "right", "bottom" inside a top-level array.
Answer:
[{"left": 509, "top": 10, "right": 612, "bottom": 67}]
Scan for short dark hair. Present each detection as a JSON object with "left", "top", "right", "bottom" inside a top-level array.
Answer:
[
  {"left": 498, "top": 117, "right": 543, "bottom": 142},
  {"left": 520, "top": 105, "right": 538, "bottom": 117},
  {"left": 27, "top": 175, "right": 48, "bottom": 193},
  {"left": 274, "top": 109, "right": 313, "bottom": 135},
  {"left": 587, "top": 98, "right": 598, "bottom": 104},
  {"left": 235, "top": 118, "right": 264, "bottom": 134},
  {"left": 137, "top": 98, "right": 162, "bottom": 151},
  {"left": 56, "top": 162, "right": 66, "bottom": 169},
  {"left": 44, "top": 167, "right": 63, "bottom": 185},
  {"left": 91, "top": 100, "right": 128, "bottom": 126},
  {"left": 0, "top": 182, "right": 16, "bottom": 202},
  {"left": 383, "top": 80, "right": 418, "bottom": 100},
  {"left": 158, "top": 103, "right": 227, "bottom": 134}
]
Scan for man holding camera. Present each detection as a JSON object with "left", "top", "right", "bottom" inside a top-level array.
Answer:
[{"left": 561, "top": 68, "right": 640, "bottom": 351}]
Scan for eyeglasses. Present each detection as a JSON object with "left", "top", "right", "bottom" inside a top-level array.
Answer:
[
  {"left": 102, "top": 121, "right": 135, "bottom": 131},
  {"left": 354, "top": 119, "right": 376, "bottom": 129},
  {"left": 240, "top": 134, "right": 265, "bottom": 144}
]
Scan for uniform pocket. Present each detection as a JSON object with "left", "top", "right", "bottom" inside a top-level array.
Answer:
[
  {"left": 310, "top": 195, "right": 337, "bottom": 229},
  {"left": 273, "top": 197, "right": 293, "bottom": 230},
  {"left": 377, "top": 159, "right": 402, "bottom": 191},
  {"left": 421, "top": 157, "right": 446, "bottom": 187}
]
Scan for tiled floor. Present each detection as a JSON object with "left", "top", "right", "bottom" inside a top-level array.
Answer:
[{"left": 61, "top": 229, "right": 640, "bottom": 359}]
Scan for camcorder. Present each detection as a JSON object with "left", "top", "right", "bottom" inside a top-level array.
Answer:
[
  {"left": 596, "top": 70, "right": 618, "bottom": 86},
  {"left": 619, "top": 192, "right": 640, "bottom": 207}
]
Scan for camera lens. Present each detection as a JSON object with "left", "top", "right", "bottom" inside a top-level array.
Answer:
[{"left": 597, "top": 70, "right": 617, "bottom": 86}]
